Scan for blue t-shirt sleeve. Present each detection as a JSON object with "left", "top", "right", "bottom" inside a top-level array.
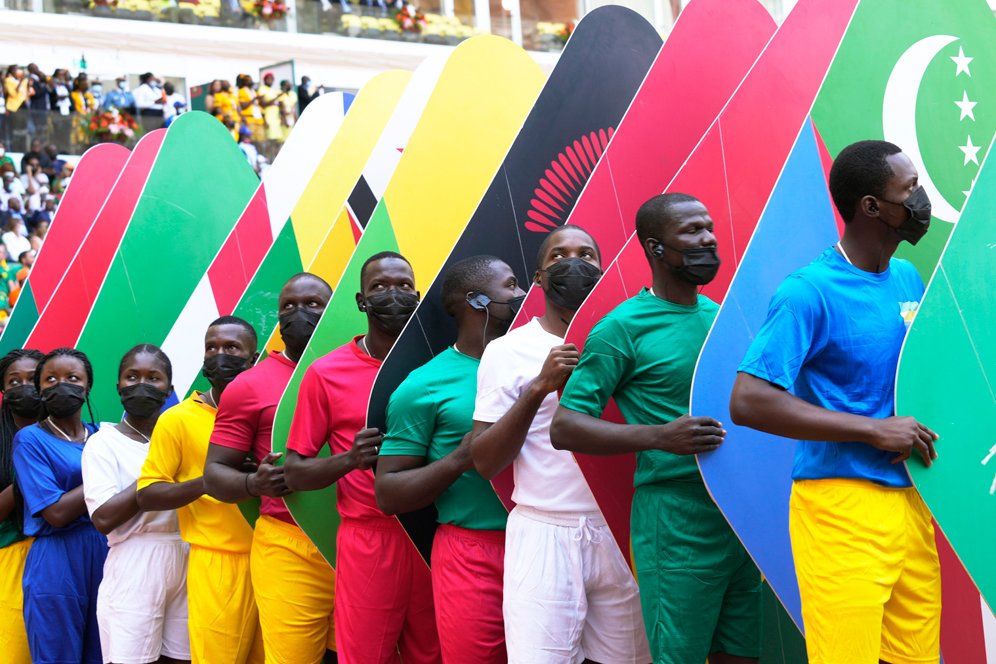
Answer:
[
  {"left": 13, "top": 430, "right": 65, "bottom": 518},
  {"left": 738, "top": 274, "right": 828, "bottom": 390}
]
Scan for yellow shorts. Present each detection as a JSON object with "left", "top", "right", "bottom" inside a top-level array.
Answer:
[
  {"left": 0, "top": 538, "right": 32, "bottom": 664},
  {"left": 251, "top": 515, "right": 336, "bottom": 663},
  {"left": 188, "top": 545, "right": 264, "bottom": 664},
  {"left": 789, "top": 479, "right": 940, "bottom": 664}
]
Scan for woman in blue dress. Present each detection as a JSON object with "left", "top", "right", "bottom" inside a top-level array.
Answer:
[{"left": 13, "top": 347, "right": 107, "bottom": 664}]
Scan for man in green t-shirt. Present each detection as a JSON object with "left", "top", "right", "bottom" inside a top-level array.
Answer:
[
  {"left": 375, "top": 254, "right": 525, "bottom": 663},
  {"left": 551, "top": 193, "right": 762, "bottom": 664}
]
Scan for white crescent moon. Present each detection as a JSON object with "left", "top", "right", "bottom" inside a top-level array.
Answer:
[{"left": 883, "top": 34, "right": 961, "bottom": 223}]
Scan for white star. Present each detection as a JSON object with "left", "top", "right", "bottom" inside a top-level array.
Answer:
[
  {"left": 951, "top": 46, "right": 973, "bottom": 77},
  {"left": 959, "top": 135, "right": 981, "bottom": 166},
  {"left": 954, "top": 91, "right": 977, "bottom": 121}
]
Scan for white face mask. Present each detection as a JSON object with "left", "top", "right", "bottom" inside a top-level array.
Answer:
[{"left": 0, "top": 149, "right": 5, "bottom": 157}]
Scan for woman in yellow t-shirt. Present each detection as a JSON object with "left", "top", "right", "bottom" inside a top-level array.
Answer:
[
  {"left": 70, "top": 78, "right": 98, "bottom": 146},
  {"left": 236, "top": 75, "right": 264, "bottom": 143},
  {"left": 212, "top": 80, "right": 241, "bottom": 140}
]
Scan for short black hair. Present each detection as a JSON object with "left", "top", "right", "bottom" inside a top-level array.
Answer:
[
  {"left": 359, "top": 251, "right": 411, "bottom": 290},
  {"left": 828, "top": 140, "right": 903, "bottom": 222},
  {"left": 118, "top": 344, "right": 172, "bottom": 383},
  {"left": 139, "top": 72, "right": 154, "bottom": 84},
  {"left": 441, "top": 255, "right": 504, "bottom": 317},
  {"left": 635, "top": 193, "right": 700, "bottom": 245},
  {"left": 283, "top": 272, "right": 332, "bottom": 296},
  {"left": 535, "top": 224, "right": 601, "bottom": 267},
  {"left": 207, "top": 315, "right": 258, "bottom": 348}
]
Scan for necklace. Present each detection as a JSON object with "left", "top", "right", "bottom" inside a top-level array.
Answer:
[
  {"left": 836, "top": 241, "right": 854, "bottom": 266},
  {"left": 47, "top": 417, "right": 86, "bottom": 443},
  {"left": 359, "top": 336, "right": 376, "bottom": 359},
  {"left": 121, "top": 415, "right": 151, "bottom": 443}
]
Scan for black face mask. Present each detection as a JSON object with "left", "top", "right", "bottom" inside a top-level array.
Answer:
[
  {"left": 361, "top": 290, "right": 419, "bottom": 336},
  {"left": 488, "top": 294, "right": 526, "bottom": 330},
  {"left": 41, "top": 382, "right": 86, "bottom": 419},
  {"left": 118, "top": 383, "right": 170, "bottom": 419},
  {"left": 3, "top": 384, "right": 43, "bottom": 419},
  {"left": 541, "top": 258, "right": 602, "bottom": 311},
  {"left": 881, "top": 185, "right": 932, "bottom": 245},
  {"left": 659, "top": 244, "right": 721, "bottom": 286},
  {"left": 201, "top": 354, "right": 251, "bottom": 390},
  {"left": 279, "top": 308, "right": 322, "bottom": 349}
]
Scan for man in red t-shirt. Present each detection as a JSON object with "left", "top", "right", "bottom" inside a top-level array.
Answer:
[
  {"left": 204, "top": 272, "right": 336, "bottom": 663},
  {"left": 284, "top": 251, "right": 441, "bottom": 664}
]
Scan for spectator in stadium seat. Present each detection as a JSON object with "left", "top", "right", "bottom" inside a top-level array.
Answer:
[
  {"left": 258, "top": 73, "right": 281, "bottom": 157},
  {"left": 0, "top": 244, "right": 18, "bottom": 294},
  {"left": 43, "top": 145, "right": 65, "bottom": 182},
  {"left": 2, "top": 213, "right": 30, "bottom": 262},
  {"left": 277, "top": 80, "right": 297, "bottom": 142},
  {"left": 236, "top": 75, "right": 263, "bottom": 144},
  {"left": 162, "top": 82, "right": 186, "bottom": 124},
  {"left": 26, "top": 64, "right": 51, "bottom": 145},
  {"left": 297, "top": 76, "right": 318, "bottom": 115},
  {"left": 29, "top": 215, "right": 51, "bottom": 251},
  {"left": 102, "top": 76, "right": 137, "bottom": 115},
  {"left": 134, "top": 73, "right": 165, "bottom": 133},
  {"left": 3, "top": 66, "right": 30, "bottom": 152},
  {"left": 0, "top": 142, "right": 13, "bottom": 170}
]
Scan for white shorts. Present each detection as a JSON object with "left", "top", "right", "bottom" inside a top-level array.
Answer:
[
  {"left": 504, "top": 505, "right": 651, "bottom": 664},
  {"left": 97, "top": 532, "right": 191, "bottom": 664}
]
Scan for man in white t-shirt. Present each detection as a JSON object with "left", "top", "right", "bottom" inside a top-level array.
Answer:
[
  {"left": 133, "top": 73, "right": 165, "bottom": 133},
  {"left": 470, "top": 224, "right": 650, "bottom": 664}
]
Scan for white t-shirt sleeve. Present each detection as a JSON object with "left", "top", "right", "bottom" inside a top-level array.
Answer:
[
  {"left": 473, "top": 340, "right": 524, "bottom": 424},
  {"left": 82, "top": 434, "right": 121, "bottom": 516}
]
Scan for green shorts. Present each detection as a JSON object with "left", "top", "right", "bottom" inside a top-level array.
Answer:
[{"left": 631, "top": 481, "right": 762, "bottom": 663}]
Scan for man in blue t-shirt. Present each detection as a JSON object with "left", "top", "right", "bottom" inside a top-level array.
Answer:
[{"left": 730, "top": 140, "right": 941, "bottom": 664}]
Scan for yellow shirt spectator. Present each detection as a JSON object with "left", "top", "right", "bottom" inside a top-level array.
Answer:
[
  {"left": 258, "top": 83, "right": 282, "bottom": 142},
  {"left": 71, "top": 89, "right": 97, "bottom": 114},
  {"left": 137, "top": 393, "right": 253, "bottom": 552},
  {"left": 3, "top": 75, "right": 29, "bottom": 113}
]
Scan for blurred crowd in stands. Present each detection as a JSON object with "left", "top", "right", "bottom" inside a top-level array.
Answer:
[
  {"left": 204, "top": 72, "right": 305, "bottom": 172},
  {"left": 0, "top": 139, "right": 58, "bottom": 322},
  {"left": 2, "top": 63, "right": 318, "bottom": 176},
  {"left": 2, "top": 65, "right": 188, "bottom": 153}
]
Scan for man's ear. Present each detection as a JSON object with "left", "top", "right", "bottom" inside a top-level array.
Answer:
[
  {"left": 860, "top": 195, "right": 880, "bottom": 218},
  {"left": 356, "top": 292, "right": 366, "bottom": 312},
  {"left": 251, "top": 351, "right": 260, "bottom": 365}
]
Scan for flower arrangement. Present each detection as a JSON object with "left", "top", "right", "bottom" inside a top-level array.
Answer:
[
  {"left": 249, "top": 0, "right": 288, "bottom": 20},
  {"left": 394, "top": 3, "right": 427, "bottom": 32},
  {"left": 554, "top": 20, "right": 574, "bottom": 43},
  {"left": 84, "top": 108, "right": 139, "bottom": 143}
]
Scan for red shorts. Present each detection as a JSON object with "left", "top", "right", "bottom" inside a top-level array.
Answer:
[
  {"left": 335, "top": 517, "right": 440, "bottom": 664},
  {"left": 431, "top": 524, "right": 506, "bottom": 663}
]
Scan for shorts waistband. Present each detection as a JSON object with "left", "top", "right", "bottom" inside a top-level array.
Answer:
[
  {"left": 793, "top": 478, "right": 918, "bottom": 493},
  {"left": 436, "top": 523, "right": 505, "bottom": 544},
  {"left": 112, "top": 531, "right": 183, "bottom": 545},
  {"left": 256, "top": 514, "right": 310, "bottom": 541},
  {"left": 340, "top": 516, "right": 404, "bottom": 533},
  {"left": 512, "top": 504, "right": 605, "bottom": 528}
]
